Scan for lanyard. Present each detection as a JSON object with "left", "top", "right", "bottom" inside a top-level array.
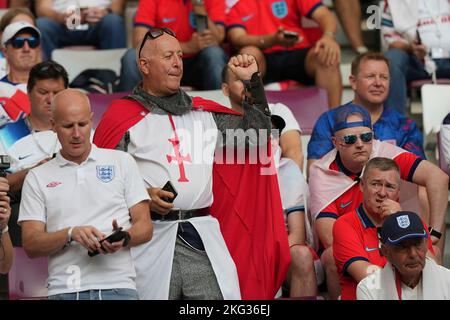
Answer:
[{"left": 395, "top": 269, "right": 402, "bottom": 300}]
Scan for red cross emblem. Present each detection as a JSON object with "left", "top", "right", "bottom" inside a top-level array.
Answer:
[{"left": 166, "top": 137, "right": 191, "bottom": 182}]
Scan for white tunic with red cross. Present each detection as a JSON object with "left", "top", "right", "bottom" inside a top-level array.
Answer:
[
  {"left": 128, "top": 109, "right": 241, "bottom": 300},
  {"left": 127, "top": 109, "right": 218, "bottom": 209}
]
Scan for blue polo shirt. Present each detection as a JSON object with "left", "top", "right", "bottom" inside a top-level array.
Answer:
[{"left": 307, "top": 102, "right": 425, "bottom": 160}]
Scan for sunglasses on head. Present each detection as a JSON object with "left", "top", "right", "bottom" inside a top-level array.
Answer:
[
  {"left": 340, "top": 131, "right": 373, "bottom": 145},
  {"left": 138, "top": 27, "right": 176, "bottom": 58},
  {"left": 8, "top": 36, "right": 40, "bottom": 49}
]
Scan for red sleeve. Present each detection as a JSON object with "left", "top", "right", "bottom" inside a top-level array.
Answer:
[
  {"left": 333, "top": 217, "right": 369, "bottom": 276},
  {"left": 206, "top": 0, "right": 225, "bottom": 24},
  {"left": 393, "top": 151, "right": 422, "bottom": 182},
  {"left": 296, "top": 0, "right": 323, "bottom": 18},
  {"left": 226, "top": 0, "right": 245, "bottom": 28},
  {"left": 134, "top": 0, "right": 155, "bottom": 28},
  {"left": 317, "top": 200, "right": 339, "bottom": 220}
]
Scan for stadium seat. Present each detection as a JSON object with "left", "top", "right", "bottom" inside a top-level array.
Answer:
[
  {"left": 88, "top": 92, "right": 129, "bottom": 128},
  {"left": 8, "top": 247, "right": 48, "bottom": 300},
  {"left": 421, "top": 84, "right": 450, "bottom": 137},
  {"left": 266, "top": 87, "right": 328, "bottom": 135},
  {"left": 52, "top": 48, "right": 127, "bottom": 83}
]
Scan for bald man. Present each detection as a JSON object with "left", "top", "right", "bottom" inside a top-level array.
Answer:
[
  {"left": 19, "top": 89, "right": 153, "bottom": 300},
  {"left": 93, "top": 29, "right": 290, "bottom": 300}
]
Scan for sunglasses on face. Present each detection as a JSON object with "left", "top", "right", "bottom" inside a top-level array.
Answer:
[
  {"left": 138, "top": 27, "right": 177, "bottom": 58},
  {"left": 8, "top": 36, "right": 40, "bottom": 49},
  {"left": 340, "top": 131, "right": 373, "bottom": 145}
]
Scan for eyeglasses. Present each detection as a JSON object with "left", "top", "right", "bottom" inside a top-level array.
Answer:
[
  {"left": 8, "top": 36, "right": 40, "bottom": 49},
  {"left": 340, "top": 132, "right": 373, "bottom": 145},
  {"left": 138, "top": 27, "right": 177, "bottom": 58}
]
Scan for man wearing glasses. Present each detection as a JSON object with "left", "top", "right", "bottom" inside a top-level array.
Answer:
[
  {"left": 307, "top": 52, "right": 425, "bottom": 175},
  {"left": 1, "top": 21, "right": 41, "bottom": 86},
  {"left": 118, "top": 0, "right": 228, "bottom": 92},
  {"left": 94, "top": 28, "right": 290, "bottom": 300},
  {"left": 308, "top": 104, "right": 448, "bottom": 299}
]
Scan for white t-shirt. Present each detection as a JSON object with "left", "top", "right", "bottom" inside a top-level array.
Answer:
[
  {"left": 417, "top": 0, "right": 450, "bottom": 50},
  {"left": 19, "top": 145, "right": 149, "bottom": 296},
  {"left": 7, "top": 130, "right": 60, "bottom": 173}
]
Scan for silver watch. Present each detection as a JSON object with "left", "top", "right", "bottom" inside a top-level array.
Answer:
[{"left": 192, "top": 0, "right": 204, "bottom": 6}]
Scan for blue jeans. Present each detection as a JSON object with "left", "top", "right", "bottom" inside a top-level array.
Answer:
[
  {"left": 385, "top": 48, "right": 450, "bottom": 115},
  {"left": 48, "top": 288, "right": 138, "bottom": 300},
  {"left": 117, "top": 45, "right": 228, "bottom": 92},
  {"left": 37, "top": 14, "right": 126, "bottom": 60}
]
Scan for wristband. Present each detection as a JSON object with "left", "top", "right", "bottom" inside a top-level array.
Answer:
[
  {"left": 324, "top": 31, "right": 336, "bottom": 39},
  {"left": 0, "top": 225, "right": 8, "bottom": 236},
  {"left": 63, "top": 226, "right": 74, "bottom": 249}
]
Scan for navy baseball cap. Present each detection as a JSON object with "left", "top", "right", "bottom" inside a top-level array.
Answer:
[
  {"left": 380, "top": 211, "right": 428, "bottom": 245},
  {"left": 332, "top": 103, "right": 372, "bottom": 134}
]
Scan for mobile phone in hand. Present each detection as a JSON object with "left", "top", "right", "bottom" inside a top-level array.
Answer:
[
  {"left": 88, "top": 227, "right": 125, "bottom": 257},
  {"left": 416, "top": 29, "right": 422, "bottom": 45},
  {"left": 161, "top": 181, "right": 178, "bottom": 203},
  {"left": 195, "top": 14, "right": 208, "bottom": 33},
  {"left": 283, "top": 30, "right": 299, "bottom": 41}
]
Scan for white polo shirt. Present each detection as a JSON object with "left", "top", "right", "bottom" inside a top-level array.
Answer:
[{"left": 19, "top": 145, "right": 149, "bottom": 296}]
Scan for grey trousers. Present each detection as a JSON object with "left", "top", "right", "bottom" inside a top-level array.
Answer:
[{"left": 169, "top": 237, "right": 223, "bottom": 300}]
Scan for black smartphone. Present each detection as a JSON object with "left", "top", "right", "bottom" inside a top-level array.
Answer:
[
  {"left": 195, "top": 14, "right": 208, "bottom": 33},
  {"left": 416, "top": 29, "right": 422, "bottom": 45},
  {"left": 88, "top": 227, "right": 125, "bottom": 257},
  {"left": 283, "top": 30, "right": 299, "bottom": 40},
  {"left": 161, "top": 180, "right": 178, "bottom": 203}
]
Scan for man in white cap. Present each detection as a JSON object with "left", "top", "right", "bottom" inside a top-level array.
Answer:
[
  {"left": 357, "top": 211, "right": 450, "bottom": 300},
  {"left": 1, "top": 21, "right": 41, "bottom": 86}
]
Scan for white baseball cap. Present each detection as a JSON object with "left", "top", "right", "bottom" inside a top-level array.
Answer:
[{"left": 2, "top": 21, "right": 41, "bottom": 46}]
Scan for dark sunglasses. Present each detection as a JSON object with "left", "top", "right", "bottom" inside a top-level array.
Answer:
[
  {"left": 8, "top": 36, "right": 40, "bottom": 49},
  {"left": 340, "top": 131, "right": 373, "bottom": 145},
  {"left": 138, "top": 27, "right": 176, "bottom": 58}
]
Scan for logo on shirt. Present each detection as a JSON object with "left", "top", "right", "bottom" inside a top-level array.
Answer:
[
  {"left": 242, "top": 14, "right": 254, "bottom": 22},
  {"left": 46, "top": 181, "right": 62, "bottom": 188},
  {"left": 96, "top": 165, "right": 115, "bottom": 183},
  {"left": 272, "top": 1, "right": 288, "bottom": 19},
  {"left": 162, "top": 17, "right": 176, "bottom": 24},
  {"left": 339, "top": 200, "right": 352, "bottom": 209},
  {"left": 18, "top": 154, "right": 33, "bottom": 160},
  {"left": 397, "top": 215, "right": 410, "bottom": 229},
  {"left": 364, "top": 246, "right": 379, "bottom": 252}
]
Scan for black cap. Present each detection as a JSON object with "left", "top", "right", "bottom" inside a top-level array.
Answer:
[{"left": 380, "top": 211, "right": 428, "bottom": 245}]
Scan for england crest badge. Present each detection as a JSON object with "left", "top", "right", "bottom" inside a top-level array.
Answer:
[
  {"left": 272, "top": 0, "right": 288, "bottom": 19},
  {"left": 97, "top": 165, "right": 115, "bottom": 183},
  {"left": 396, "top": 215, "right": 410, "bottom": 229}
]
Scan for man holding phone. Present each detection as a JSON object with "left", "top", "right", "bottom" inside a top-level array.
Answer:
[
  {"left": 382, "top": 0, "right": 450, "bottom": 115},
  {"left": 19, "top": 89, "right": 153, "bottom": 300},
  {"left": 118, "top": 0, "right": 228, "bottom": 92},
  {"left": 226, "top": 0, "right": 342, "bottom": 108},
  {"left": 94, "top": 30, "right": 290, "bottom": 300}
]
